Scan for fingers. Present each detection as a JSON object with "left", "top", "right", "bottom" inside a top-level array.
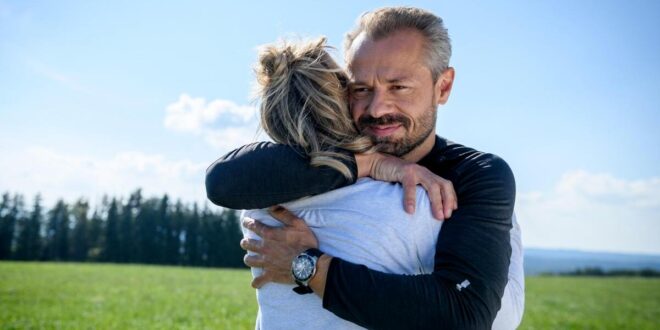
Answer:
[
  {"left": 268, "top": 206, "right": 302, "bottom": 226},
  {"left": 251, "top": 274, "right": 270, "bottom": 289},
  {"left": 243, "top": 253, "right": 264, "bottom": 268},
  {"left": 424, "top": 183, "right": 445, "bottom": 220},
  {"left": 402, "top": 179, "right": 417, "bottom": 214},
  {"left": 240, "top": 238, "right": 263, "bottom": 253},
  {"left": 417, "top": 173, "right": 457, "bottom": 221},
  {"left": 441, "top": 189, "right": 452, "bottom": 219},
  {"left": 242, "top": 217, "right": 275, "bottom": 238},
  {"left": 440, "top": 180, "right": 457, "bottom": 219}
]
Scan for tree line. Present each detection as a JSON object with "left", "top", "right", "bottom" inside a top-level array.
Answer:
[
  {"left": 558, "top": 267, "right": 660, "bottom": 277},
  {"left": 0, "top": 190, "right": 245, "bottom": 268}
]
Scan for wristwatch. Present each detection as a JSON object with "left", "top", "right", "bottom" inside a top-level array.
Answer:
[{"left": 291, "top": 248, "right": 323, "bottom": 294}]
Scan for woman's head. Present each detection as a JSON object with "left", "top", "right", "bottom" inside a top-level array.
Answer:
[{"left": 254, "top": 37, "right": 374, "bottom": 178}]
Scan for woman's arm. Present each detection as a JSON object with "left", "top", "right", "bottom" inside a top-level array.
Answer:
[
  {"left": 205, "top": 142, "right": 356, "bottom": 209},
  {"left": 206, "top": 141, "right": 456, "bottom": 218}
]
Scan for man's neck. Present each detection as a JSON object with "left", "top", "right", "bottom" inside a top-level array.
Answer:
[{"left": 401, "top": 132, "right": 436, "bottom": 163}]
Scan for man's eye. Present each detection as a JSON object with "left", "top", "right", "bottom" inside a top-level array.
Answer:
[
  {"left": 351, "top": 88, "right": 370, "bottom": 97},
  {"left": 392, "top": 85, "right": 408, "bottom": 90}
]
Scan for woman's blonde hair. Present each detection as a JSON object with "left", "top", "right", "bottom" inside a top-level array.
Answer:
[{"left": 254, "top": 37, "right": 375, "bottom": 179}]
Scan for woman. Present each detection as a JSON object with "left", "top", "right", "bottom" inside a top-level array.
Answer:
[{"left": 207, "top": 38, "right": 523, "bottom": 329}]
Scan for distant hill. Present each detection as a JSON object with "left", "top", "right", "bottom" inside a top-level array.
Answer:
[{"left": 524, "top": 248, "right": 660, "bottom": 275}]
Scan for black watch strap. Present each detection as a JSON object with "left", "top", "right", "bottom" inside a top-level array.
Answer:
[
  {"left": 293, "top": 285, "right": 314, "bottom": 294},
  {"left": 292, "top": 248, "right": 324, "bottom": 295},
  {"left": 304, "top": 248, "right": 323, "bottom": 259}
]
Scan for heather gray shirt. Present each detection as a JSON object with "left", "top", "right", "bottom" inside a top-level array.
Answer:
[{"left": 242, "top": 178, "right": 524, "bottom": 330}]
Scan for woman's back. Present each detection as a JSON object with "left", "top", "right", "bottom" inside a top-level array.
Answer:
[{"left": 243, "top": 179, "right": 440, "bottom": 329}]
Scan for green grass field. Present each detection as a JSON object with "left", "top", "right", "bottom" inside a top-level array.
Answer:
[{"left": 1, "top": 262, "right": 658, "bottom": 329}]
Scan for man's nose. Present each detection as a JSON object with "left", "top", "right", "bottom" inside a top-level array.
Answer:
[{"left": 365, "top": 89, "right": 393, "bottom": 118}]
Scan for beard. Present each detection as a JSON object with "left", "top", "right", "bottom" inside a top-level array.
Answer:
[{"left": 357, "top": 104, "right": 436, "bottom": 157}]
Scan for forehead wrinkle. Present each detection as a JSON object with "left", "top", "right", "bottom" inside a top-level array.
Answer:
[
  {"left": 349, "top": 71, "right": 416, "bottom": 86},
  {"left": 386, "top": 76, "right": 413, "bottom": 84}
]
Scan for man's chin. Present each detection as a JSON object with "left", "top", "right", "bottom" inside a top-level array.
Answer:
[
  {"left": 373, "top": 141, "right": 407, "bottom": 157},
  {"left": 371, "top": 133, "right": 430, "bottom": 158}
]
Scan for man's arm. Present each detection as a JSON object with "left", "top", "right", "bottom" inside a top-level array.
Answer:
[
  {"left": 243, "top": 153, "right": 515, "bottom": 329},
  {"left": 322, "top": 155, "right": 515, "bottom": 329}
]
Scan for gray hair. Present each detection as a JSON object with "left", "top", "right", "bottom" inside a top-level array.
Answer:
[
  {"left": 254, "top": 37, "right": 376, "bottom": 179},
  {"left": 344, "top": 7, "right": 452, "bottom": 81}
]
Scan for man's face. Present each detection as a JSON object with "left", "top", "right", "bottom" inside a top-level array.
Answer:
[{"left": 347, "top": 29, "right": 453, "bottom": 158}]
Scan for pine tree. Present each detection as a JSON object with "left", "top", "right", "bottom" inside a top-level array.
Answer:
[
  {"left": 118, "top": 197, "right": 135, "bottom": 263},
  {"left": 184, "top": 203, "right": 200, "bottom": 266},
  {"left": 102, "top": 199, "right": 120, "bottom": 262},
  {"left": 87, "top": 209, "right": 104, "bottom": 261},
  {"left": 15, "top": 195, "right": 41, "bottom": 260},
  {"left": 42, "top": 202, "right": 58, "bottom": 260},
  {"left": 221, "top": 210, "right": 244, "bottom": 267},
  {"left": 43, "top": 200, "right": 69, "bottom": 261},
  {"left": 55, "top": 201, "right": 70, "bottom": 261},
  {"left": 156, "top": 195, "right": 170, "bottom": 264},
  {"left": 0, "top": 193, "right": 16, "bottom": 259},
  {"left": 168, "top": 200, "right": 185, "bottom": 265},
  {"left": 200, "top": 206, "right": 229, "bottom": 267},
  {"left": 135, "top": 196, "right": 158, "bottom": 264},
  {"left": 71, "top": 199, "right": 89, "bottom": 261}
]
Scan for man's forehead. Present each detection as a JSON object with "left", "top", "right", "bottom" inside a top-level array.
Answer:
[
  {"left": 347, "top": 29, "right": 425, "bottom": 58},
  {"left": 346, "top": 29, "right": 429, "bottom": 81},
  {"left": 347, "top": 55, "right": 429, "bottom": 85}
]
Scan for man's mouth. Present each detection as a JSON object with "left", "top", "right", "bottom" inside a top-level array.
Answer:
[{"left": 365, "top": 124, "right": 402, "bottom": 137}]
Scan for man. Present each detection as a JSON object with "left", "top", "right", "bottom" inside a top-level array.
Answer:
[{"left": 207, "top": 7, "right": 522, "bottom": 329}]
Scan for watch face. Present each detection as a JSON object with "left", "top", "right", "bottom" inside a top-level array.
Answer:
[{"left": 293, "top": 255, "right": 314, "bottom": 281}]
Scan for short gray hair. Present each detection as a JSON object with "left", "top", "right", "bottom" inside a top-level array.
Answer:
[{"left": 344, "top": 7, "right": 452, "bottom": 81}]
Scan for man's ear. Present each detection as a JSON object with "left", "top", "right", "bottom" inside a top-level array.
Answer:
[{"left": 434, "top": 67, "right": 455, "bottom": 105}]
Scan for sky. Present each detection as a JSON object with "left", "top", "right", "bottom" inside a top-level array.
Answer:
[{"left": 1, "top": 0, "right": 659, "bottom": 254}]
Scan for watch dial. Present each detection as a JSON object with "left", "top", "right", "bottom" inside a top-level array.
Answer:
[{"left": 293, "top": 255, "right": 314, "bottom": 280}]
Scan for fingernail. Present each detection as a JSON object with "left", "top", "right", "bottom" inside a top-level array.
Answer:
[{"left": 406, "top": 203, "right": 415, "bottom": 214}]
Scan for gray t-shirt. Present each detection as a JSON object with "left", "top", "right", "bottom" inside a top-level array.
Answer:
[{"left": 243, "top": 178, "right": 524, "bottom": 329}]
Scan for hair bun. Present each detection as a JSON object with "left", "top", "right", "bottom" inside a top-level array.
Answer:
[{"left": 256, "top": 45, "right": 294, "bottom": 87}]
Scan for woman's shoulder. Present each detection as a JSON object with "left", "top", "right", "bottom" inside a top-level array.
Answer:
[{"left": 284, "top": 178, "right": 432, "bottom": 217}]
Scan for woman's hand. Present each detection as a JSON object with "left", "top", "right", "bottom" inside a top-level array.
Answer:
[{"left": 356, "top": 153, "right": 457, "bottom": 220}]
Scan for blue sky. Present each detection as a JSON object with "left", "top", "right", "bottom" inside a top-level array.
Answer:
[{"left": 1, "top": 1, "right": 659, "bottom": 254}]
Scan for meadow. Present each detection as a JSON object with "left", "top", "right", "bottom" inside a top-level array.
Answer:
[{"left": 1, "top": 262, "right": 658, "bottom": 329}]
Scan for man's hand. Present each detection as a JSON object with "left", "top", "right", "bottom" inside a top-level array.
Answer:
[
  {"left": 357, "top": 153, "right": 458, "bottom": 220},
  {"left": 241, "top": 206, "right": 319, "bottom": 288}
]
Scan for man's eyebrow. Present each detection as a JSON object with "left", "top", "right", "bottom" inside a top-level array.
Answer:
[
  {"left": 386, "top": 76, "right": 413, "bottom": 84},
  {"left": 349, "top": 76, "right": 413, "bottom": 86}
]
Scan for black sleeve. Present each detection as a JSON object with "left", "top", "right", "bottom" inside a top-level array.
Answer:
[
  {"left": 205, "top": 142, "right": 357, "bottom": 209},
  {"left": 323, "top": 155, "right": 515, "bottom": 330}
]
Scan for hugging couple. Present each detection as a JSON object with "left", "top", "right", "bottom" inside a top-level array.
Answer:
[{"left": 206, "top": 6, "right": 524, "bottom": 330}]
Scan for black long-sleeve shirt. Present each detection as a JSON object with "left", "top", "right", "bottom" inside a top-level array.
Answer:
[{"left": 206, "top": 135, "right": 515, "bottom": 329}]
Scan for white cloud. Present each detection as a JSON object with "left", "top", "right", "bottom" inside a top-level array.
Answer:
[
  {"left": 4, "top": 144, "right": 656, "bottom": 255},
  {"left": 164, "top": 94, "right": 266, "bottom": 149},
  {"left": 517, "top": 170, "right": 660, "bottom": 254},
  {"left": 0, "top": 147, "right": 211, "bottom": 208}
]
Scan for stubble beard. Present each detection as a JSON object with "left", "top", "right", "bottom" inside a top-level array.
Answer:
[{"left": 358, "top": 104, "right": 437, "bottom": 158}]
